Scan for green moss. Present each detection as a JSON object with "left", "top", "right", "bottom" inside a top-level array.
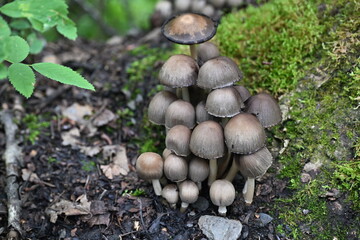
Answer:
[{"left": 22, "top": 114, "right": 50, "bottom": 144}]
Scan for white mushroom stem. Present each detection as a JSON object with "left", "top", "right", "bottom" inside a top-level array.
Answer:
[
  {"left": 180, "top": 202, "right": 189, "bottom": 213},
  {"left": 242, "top": 177, "right": 255, "bottom": 205},
  {"left": 190, "top": 44, "right": 198, "bottom": 60},
  {"left": 208, "top": 158, "right": 218, "bottom": 186},
  {"left": 152, "top": 179, "right": 162, "bottom": 196},
  {"left": 218, "top": 206, "right": 227, "bottom": 217},
  {"left": 181, "top": 87, "right": 191, "bottom": 102},
  {"left": 217, "top": 150, "right": 232, "bottom": 178},
  {"left": 224, "top": 159, "right": 238, "bottom": 182}
]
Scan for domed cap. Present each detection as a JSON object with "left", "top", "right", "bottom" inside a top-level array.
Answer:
[
  {"left": 245, "top": 92, "right": 282, "bottom": 128},
  {"left": 197, "top": 42, "right": 220, "bottom": 66},
  {"left": 165, "top": 99, "right": 196, "bottom": 129},
  {"left": 233, "top": 85, "right": 251, "bottom": 102},
  {"left": 179, "top": 180, "right": 199, "bottom": 204},
  {"left": 136, "top": 152, "right": 164, "bottom": 180},
  {"left": 205, "top": 86, "right": 244, "bottom": 118},
  {"left": 210, "top": 179, "right": 236, "bottom": 207},
  {"left": 161, "top": 13, "right": 217, "bottom": 45},
  {"left": 164, "top": 154, "right": 188, "bottom": 182},
  {"left": 162, "top": 184, "right": 179, "bottom": 206},
  {"left": 196, "top": 100, "right": 214, "bottom": 123},
  {"left": 224, "top": 113, "right": 266, "bottom": 154},
  {"left": 190, "top": 120, "right": 225, "bottom": 159},
  {"left": 165, "top": 125, "right": 191, "bottom": 157},
  {"left": 159, "top": 54, "right": 199, "bottom": 88},
  {"left": 148, "top": 90, "right": 178, "bottom": 125},
  {"left": 234, "top": 147, "right": 273, "bottom": 178},
  {"left": 188, "top": 157, "right": 210, "bottom": 183},
  {"left": 197, "top": 56, "right": 243, "bottom": 90}
]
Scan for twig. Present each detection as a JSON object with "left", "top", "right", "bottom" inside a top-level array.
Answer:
[{"left": 0, "top": 110, "right": 24, "bottom": 238}]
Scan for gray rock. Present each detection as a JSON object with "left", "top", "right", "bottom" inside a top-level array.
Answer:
[
  {"left": 259, "top": 213, "right": 273, "bottom": 226},
  {"left": 198, "top": 215, "right": 242, "bottom": 240},
  {"left": 192, "top": 196, "right": 209, "bottom": 211}
]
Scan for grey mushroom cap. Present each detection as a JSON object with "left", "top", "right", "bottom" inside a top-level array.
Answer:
[
  {"left": 189, "top": 120, "right": 225, "bottom": 159},
  {"left": 165, "top": 125, "right": 191, "bottom": 157},
  {"left": 224, "top": 113, "right": 266, "bottom": 154},
  {"left": 165, "top": 99, "right": 196, "bottom": 129},
  {"left": 179, "top": 180, "right": 199, "bottom": 204},
  {"left": 234, "top": 147, "right": 273, "bottom": 178},
  {"left": 188, "top": 157, "right": 210, "bottom": 182},
  {"left": 159, "top": 54, "right": 199, "bottom": 88},
  {"left": 210, "top": 179, "right": 236, "bottom": 207},
  {"left": 233, "top": 85, "right": 251, "bottom": 102},
  {"left": 245, "top": 92, "right": 282, "bottom": 128},
  {"left": 197, "top": 42, "right": 220, "bottom": 66},
  {"left": 205, "top": 86, "right": 244, "bottom": 117},
  {"left": 162, "top": 184, "right": 179, "bottom": 205},
  {"left": 164, "top": 154, "right": 188, "bottom": 182},
  {"left": 197, "top": 56, "right": 243, "bottom": 90},
  {"left": 136, "top": 152, "right": 164, "bottom": 180},
  {"left": 148, "top": 90, "right": 178, "bottom": 125},
  {"left": 161, "top": 13, "right": 217, "bottom": 45},
  {"left": 196, "top": 100, "right": 214, "bottom": 123}
]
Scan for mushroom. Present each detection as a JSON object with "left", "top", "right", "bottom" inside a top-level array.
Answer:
[
  {"left": 233, "top": 85, "right": 251, "bottom": 102},
  {"left": 189, "top": 120, "right": 225, "bottom": 185},
  {"left": 159, "top": 54, "right": 198, "bottom": 102},
  {"left": 209, "top": 0, "right": 226, "bottom": 8},
  {"left": 210, "top": 179, "right": 236, "bottom": 216},
  {"left": 162, "top": 148, "right": 172, "bottom": 159},
  {"left": 244, "top": 92, "right": 282, "bottom": 128},
  {"left": 234, "top": 147, "right": 273, "bottom": 205},
  {"left": 162, "top": 184, "right": 179, "bottom": 209},
  {"left": 148, "top": 90, "right": 178, "bottom": 126},
  {"left": 165, "top": 99, "right": 196, "bottom": 130},
  {"left": 188, "top": 157, "right": 210, "bottom": 190},
  {"left": 165, "top": 125, "right": 191, "bottom": 157},
  {"left": 161, "top": 13, "right": 217, "bottom": 59},
  {"left": 174, "top": 0, "right": 191, "bottom": 11},
  {"left": 195, "top": 100, "right": 214, "bottom": 123},
  {"left": 164, "top": 153, "right": 188, "bottom": 183},
  {"left": 196, "top": 42, "right": 220, "bottom": 66},
  {"left": 178, "top": 180, "right": 199, "bottom": 212},
  {"left": 136, "top": 152, "right": 164, "bottom": 196}
]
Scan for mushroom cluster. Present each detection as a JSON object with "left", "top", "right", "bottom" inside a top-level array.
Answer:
[{"left": 136, "top": 13, "right": 282, "bottom": 215}]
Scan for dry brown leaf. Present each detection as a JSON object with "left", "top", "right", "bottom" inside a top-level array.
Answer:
[
  {"left": 86, "top": 213, "right": 111, "bottom": 227},
  {"left": 100, "top": 145, "right": 129, "bottom": 179},
  {"left": 92, "top": 109, "right": 116, "bottom": 127},
  {"left": 61, "top": 128, "right": 81, "bottom": 147},
  {"left": 62, "top": 103, "right": 93, "bottom": 124},
  {"left": 79, "top": 145, "right": 102, "bottom": 157}
]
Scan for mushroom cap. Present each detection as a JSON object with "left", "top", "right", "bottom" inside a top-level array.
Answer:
[
  {"left": 245, "top": 92, "right": 282, "bottom": 128},
  {"left": 197, "top": 56, "right": 243, "bottom": 90},
  {"left": 148, "top": 90, "right": 178, "bottom": 125},
  {"left": 159, "top": 54, "right": 199, "bottom": 88},
  {"left": 234, "top": 147, "right": 273, "bottom": 178},
  {"left": 162, "top": 148, "right": 172, "bottom": 159},
  {"left": 136, "top": 152, "right": 163, "bottom": 180},
  {"left": 188, "top": 157, "right": 210, "bottom": 182},
  {"left": 164, "top": 154, "right": 188, "bottom": 182},
  {"left": 162, "top": 184, "right": 179, "bottom": 205},
  {"left": 161, "top": 13, "right": 217, "bottom": 45},
  {"left": 209, "top": 179, "right": 236, "bottom": 207},
  {"left": 189, "top": 120, "right": 225, "bottom": 159},
  {"left": 197, "top": 42, "right": 220, "bottom": 66},
  {"left": 165, "top": 125, "right": 191, "bottom": 157},
  {"left": 233, "top": 85, "right": 251, "bottom": 102},
  {"left": 196, "top": 100, "right": 214, "bottom": 123},
  {"left": 179, "top": 180, "right": 199, "bottom": 204},
  {"left": 205, "top": 86, "right": 244, "bottom": 118},
  {"left": 165, "top": 99, "right": 196, "bottom": 129},
  {"left": 224, "top": 113, "right": 266, "bottom": 154}
]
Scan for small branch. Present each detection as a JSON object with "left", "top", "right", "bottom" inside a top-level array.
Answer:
[{"left": 0, "top": 110, "right": 24, "bottom": 238}]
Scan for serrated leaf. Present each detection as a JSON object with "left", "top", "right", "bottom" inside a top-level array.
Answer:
[
  {"left": 27, "top": 32, "right": 45, "bottom": 54},
  {"left": 10, "top": 19, "right": 31, "bottom": 30},
  {"left": 0, "top": 16, "right": 11, "bottom": 37},
  {"left": 4, "top": 36, "right": 30, "bottom": 63},
  {"left": 0, "top": 64, "right": 7, "bottom": 80},
  {"left": 56, "top": 18, "right": 77, "bottom": 40},
  {"left": 28, "top": 17, "right": 44, "bottom": 32},
  {"left": 8, "top": 63, "right": 36, "bottom": 98},
  {"left": 32, "top": 63, "right": 95, "bottom": 91}
]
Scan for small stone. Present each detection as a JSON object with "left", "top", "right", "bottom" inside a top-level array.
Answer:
[
  {"left": 259, "top": 213, "right": 273, "bottom": 226},
  {"left": 192, "top": 196, "right": 209, "bottom": 211},
  {"left": 302, "top": 209, "right": 309, "bottom": 215},
  {"left": 198, "top": 215, "right": 242, "bottom": 240},
  {"left": 303, "top": 161, "right": 322, "bottom": 173},
  {"left": 300, "top": 173, "right": 311, "bottom": 183}
]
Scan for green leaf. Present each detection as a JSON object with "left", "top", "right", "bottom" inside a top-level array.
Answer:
[
  {"left": 4, "top": 36, "right": 30, "bottom": 63},
  {"left": 10, "top": 19, "right": 31, "bottom": 30},
  {"left": 0, "top": 64, "right": 7, "bottom": 80},
  {"left": 0, "top": 16, "right": 11, "bottom": 37},
  {"left": 8, "top": 63, "right": 36, "bottom": 98},
  {"left": 56, "top": 18, "right": 77, "bottom": 40},
  {"left": 27, "top": 33, "right": 45, "bottom": 54},
  {"left": 28, "top": 17, "right": 44, "bottom": 32},
  {"left": 32, "top": 63, "right": 95, "bottom": 91}
]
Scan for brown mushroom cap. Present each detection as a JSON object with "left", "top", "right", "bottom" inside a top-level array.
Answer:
[
  {"left": 136, "top": 152, "right": 164, "bottom": 180},
  {"left": 165, "top": 125, "right": 191, "bottom": 157},
  {"left": 161, "top": 13, "right": 217, "bottom": 45},
  {"left": 224, "top": 113, "right": 266, "bottom": 154},
  {"left": 189, "top": 120, "right": 225, "bottom": 159},
  {"left": 165, "top": 99, "right": 196, "bottom": 129},
  {"left": 245, "top": 92, "right": 282, "bottom": 128},
  {"left": 197, "top": 42, "right": 220, "bottom": 66},
  {"left": 159, "top": 54, "right": 199, "bottom": 88},
  {"left": 234, "top": 147, "right": 273, "bottom": 178},
  {"left": 148, "top": 90, "right": 178, "bottom": 125},
  {"left": 197, "top": 56, "right": 243, "bottom": 90},
  {"left": 179, "top": 180, "right": 199, "bottom": 204},
  {"left": 205, "top": 86, "right": 244, "bottom": 117},
  {"left": 188, "top": 157, "right": 210, "bottom": 183},
  {"left": 209, "top": 179, "right": 236, "bottom": 207},
  {"left": 164, "top": 154, "right": 188, "bottom": 182},
  {"left": 162, "top": 184, "right": 179, "bottom": 206},
  {"left": 233, "top": 85, "right": 251, "bottom": 102}
]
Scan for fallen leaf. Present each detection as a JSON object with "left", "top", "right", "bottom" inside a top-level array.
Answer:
[
  {"left": 86, "top": 213, "right": 111, "bottom": 227},
  {"left": 92, "top": 109, "right": 116, "bottom": 127},
  {"left": 100, "top": 145, "right": 129, "bottom": 179},
  {"left": 61, "top": 128, "right": 81, "bottom": 147},
  {"left": 62, "top": 103, "right": 93, "bottom": 125},
  {"left": 79, "top": 145, "right": 101, "bottom": 157}
]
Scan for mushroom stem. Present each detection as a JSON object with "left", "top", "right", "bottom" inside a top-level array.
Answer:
[
  {"left": 176, "top": 88, "right": 182, "bottom": 98},
  {"left": 224, "top": 159, "right": 238, "bottom": 182},
  {"left": 190, "top": 44, "right": 198, "bottom": 60},
  {"left": 181, "top": 87, "right": 191, "bottom": 102},
  {"left": 180, "top": 202, "right": 189, "bottom": 213},
  {"left": 243, "top": 177, "right": 255, "bottom": 205},
  {"left": 152, "top": 179, "right": 162, "bottom": 196},
  {"left": 218, "top": 206, "right": 227, "bottom": 217},
  {"left": 221, "top": 118, "right": 229, "bottom": 128},
  {"left": 208, "top": 158, "right": 218, "bottom": 186},
  {"left": 217, "top": 150, "right": 232, "bottom": 178}
]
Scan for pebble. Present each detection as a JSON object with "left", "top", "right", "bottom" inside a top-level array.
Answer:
[
  {"left": 198, "top": 215, "right": 243, "bottom": 240},
  {"left": 259, "top": 213, "right": 273, "bottom": 226},
  {"left": 192, "top": 196, "right": 209, "bottom": 211}
]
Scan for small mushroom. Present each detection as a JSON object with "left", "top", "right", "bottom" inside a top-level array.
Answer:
[
  {"left": 162, "top": 184, "right": 179, "bottom": 209},
  {"left": 148, "top": 90, "right": 178, "bottom": 126},
  {"left": 178, "top": 180, "right": 199, "bottom": 212},
  {"left": 196, "top": 42, "right": 220, "bottom": 66},
  {"left": 165, "top": 99, "right": 196, "bottom": 130},
  {"left": 210, "top": 179, "right": 236, "bottom": 216},
  {"left": 136, "top": 152, "right": 164, "bottom": 196},
  {"left": 162, "top": 148, "right": 172, "bottom": 159},
  {"left": 165, "top": 125, "right": 191, "bottom": 157},
  {"left": 233, "top": 85, "right": 251, "bottom": 102},
  {"left": 164, "top": 154, "right": 188, "bottom": 183},
  {"left": 195, "top": 100, "right": 214, "bottom": 123},
  {"left": 188, "top": 157, "right": 210, "bottom": 190}
]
